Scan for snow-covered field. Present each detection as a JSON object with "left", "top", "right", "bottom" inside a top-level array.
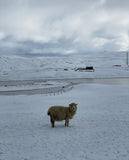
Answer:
[
  {"left": 0, "top": 52, "right": 129, "bottom": 160},
  {"left": 0, "top": 51, "right": 129, "bottom": 81},
  {"left": 0, "top": 51, "right": 129, "bottom": 93},
  {"left": 0, "top": 84, "right": 129, "bottom": 160}
]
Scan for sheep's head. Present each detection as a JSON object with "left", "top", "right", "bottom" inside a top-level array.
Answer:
[{"left": 69, "top": 103, "right": 77, "bottom": 113}]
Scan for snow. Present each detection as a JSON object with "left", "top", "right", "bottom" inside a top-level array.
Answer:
[
  {"left": 0, "top": 51, "right": 129, "bottom": 160},
  {"left": 0, "top": 84, "right": 129, "bottom": 160},
  {"left": 0, "top": 51, "right": 129, "bottom": 81}
]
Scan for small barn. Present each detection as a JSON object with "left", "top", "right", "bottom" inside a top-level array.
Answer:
[{"left": 75, "top": 66, "right": 95, "bottom": 72}]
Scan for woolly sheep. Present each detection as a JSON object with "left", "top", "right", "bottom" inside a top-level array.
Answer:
[{"left": 47, "top": 103, "right": 77, "bottom": 128}]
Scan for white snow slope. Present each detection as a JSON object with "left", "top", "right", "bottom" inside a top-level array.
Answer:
[
  {"left": 0, "top": 51, "right": 129, "bottom": 81},
  {"left": 0, "top": 84, "right": 129, "bottom": 160}
]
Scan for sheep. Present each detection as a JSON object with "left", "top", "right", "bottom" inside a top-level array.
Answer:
[{"left": 47, "top": 103, "right": 77, "bottom": 128}]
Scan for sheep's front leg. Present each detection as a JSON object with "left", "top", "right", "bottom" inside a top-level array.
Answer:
[{"left": 65, "top": 118, "right": 69, "bottom": 127}]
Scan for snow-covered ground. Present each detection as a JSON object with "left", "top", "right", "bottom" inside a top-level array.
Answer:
[
  {"left": 0, "top": 51, "right": 129, "bottom": 160},
  {"left": 0, "top": 51, "right": 129, "bottom": 93},
  {"left": 0, "top": 84, "right": 129, "bottom": 160},
  {"left": 0, "top": 51, "right": 129, "bottom": 81}
]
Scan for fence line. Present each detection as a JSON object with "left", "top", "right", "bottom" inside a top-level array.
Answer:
[{"left": 0, "top": 83, "right": 73, "bottom": 96}]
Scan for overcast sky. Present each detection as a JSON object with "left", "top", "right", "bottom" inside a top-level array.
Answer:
[{"left": 0, "top": 0, "right": 129, "bottom": 56}]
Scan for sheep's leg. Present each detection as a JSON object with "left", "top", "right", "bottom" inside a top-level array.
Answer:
[
  {"left": 51, "top": 121, "right": 55, "bottom": 128},
  {"left": 50, "top": 116, "right": 55, "bottom": 128},
  {"left": 65, "top": 119, "right": 69, "bottom": 127}
]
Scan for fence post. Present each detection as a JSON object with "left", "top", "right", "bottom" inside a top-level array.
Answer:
[{"left": 127, "top": 52, "right": 129, "bottom": 66}]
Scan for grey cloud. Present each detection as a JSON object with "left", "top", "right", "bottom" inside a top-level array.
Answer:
[
  {"left": 0, "top": 34, "right": 78, "bottom": 55},
  {"left": 0, "top": 0, "right": 129, "bottom": 55},
  {"left": 92, "top": 28, "right": 119, "bottom": 40},
  {"left": 103, "top": 0, "right": 129, "bottom": 10},
  {"left": 101, "top": 41, "right": 121, "bottom": 51}
]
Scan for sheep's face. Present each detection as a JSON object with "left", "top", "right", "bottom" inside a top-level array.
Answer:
[{"left": 69, "top": 103, "right": 77, "bottom": 112}]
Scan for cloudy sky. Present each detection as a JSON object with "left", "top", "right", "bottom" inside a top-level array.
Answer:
[{"left": 0, "top": 0, "right": 129, "bottom": 56}]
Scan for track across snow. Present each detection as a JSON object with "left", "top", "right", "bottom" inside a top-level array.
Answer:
[{"left": 0, "top": 77, "right": 129, "bottom": 95}]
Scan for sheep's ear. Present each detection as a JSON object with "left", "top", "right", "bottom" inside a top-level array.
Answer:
[{"left": 76, "top": 103, "right": 78, "bottom": 106}]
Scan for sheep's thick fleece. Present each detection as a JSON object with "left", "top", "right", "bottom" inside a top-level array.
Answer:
[{"left": 47, "top": 103, "right": 77, "bottom": 127}]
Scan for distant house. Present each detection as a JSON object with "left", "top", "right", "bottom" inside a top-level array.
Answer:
[{"left": 75, "top": 66, "right": 95, "bottom": 72}]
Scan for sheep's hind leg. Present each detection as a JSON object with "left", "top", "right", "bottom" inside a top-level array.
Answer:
[
  {"left": 50, "top": 116, "right": 55, "bottom": 128},
  {"left": 51, "top": 121, "right": 55, "bottom": 128}
]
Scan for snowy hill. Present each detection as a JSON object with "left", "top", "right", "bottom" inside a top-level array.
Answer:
[{"left": 0, "top": 51, "right": 129, "bottom": 81}]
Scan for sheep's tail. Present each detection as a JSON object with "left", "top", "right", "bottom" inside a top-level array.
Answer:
[{"left": 47, "top": 109, "right": 50, "bottom": 116}]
